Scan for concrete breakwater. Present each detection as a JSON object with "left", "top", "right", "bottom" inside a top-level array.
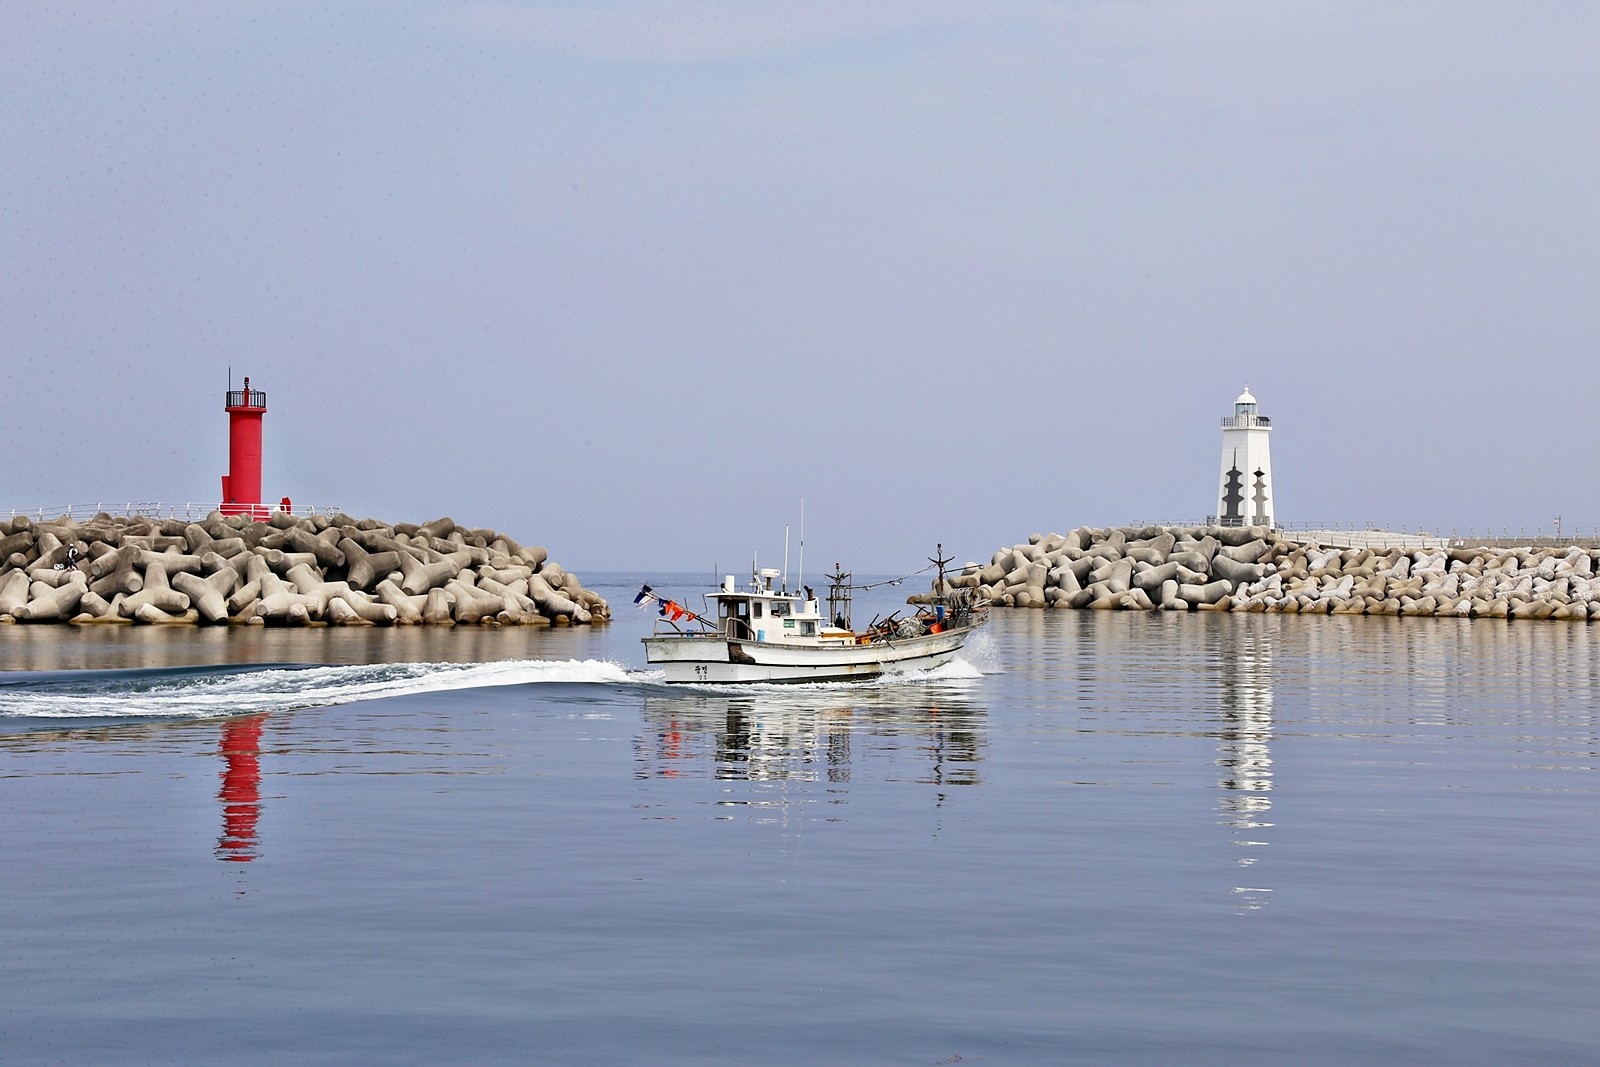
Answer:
[
  {"left": 0, "top": 512, "right": 609, "bottom": 626},
  {"left": 933, "top": 526, "right": 1600, "bottom": 620}
]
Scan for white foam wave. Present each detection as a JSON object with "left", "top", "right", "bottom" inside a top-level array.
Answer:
[
  {"left": 0, "top": 658, "right": 639, "bottom": 721},
  {"left": 920, "top": 657, "right": 984, "bottom": 681},
  {"left": 956, "top": 633, "right": 1003, "bottom": 674},
  {"left": 1, "top": 652, "right": 986, "bottom": 722}
]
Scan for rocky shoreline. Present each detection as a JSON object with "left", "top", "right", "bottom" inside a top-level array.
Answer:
[
  {"left": 934, "top": 526, "right": 1600, "bottom": 620},
  {"left": 0, "top": 512, "right": 609, "bottom": 626}
]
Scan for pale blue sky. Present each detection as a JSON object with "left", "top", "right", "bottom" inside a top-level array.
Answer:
[{"left": 3, "top": 2, "right": 1596, "bottom": 570}]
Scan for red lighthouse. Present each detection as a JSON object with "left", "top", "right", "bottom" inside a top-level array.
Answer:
[{"left": 220, "top": 376, "right": 268, "bottom": 520}]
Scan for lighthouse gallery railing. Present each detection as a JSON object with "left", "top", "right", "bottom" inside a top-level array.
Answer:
[{"left": 225, "top": 389, "right": 267, "bottom": 408}]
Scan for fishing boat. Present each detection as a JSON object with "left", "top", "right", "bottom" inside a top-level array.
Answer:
[{"left": 638, "top": 547, "right": 986, "bottom": 684}]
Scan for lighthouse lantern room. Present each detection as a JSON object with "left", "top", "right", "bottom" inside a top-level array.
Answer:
[
  {"left": 220, "top": 376, "right": 269, "bottom": 520},
  {"left": 1215, "top": 385, "right": 1274, "bottom": 529}
]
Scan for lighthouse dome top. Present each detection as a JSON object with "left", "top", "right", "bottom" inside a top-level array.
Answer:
[{"left": 1235, "top": 385, "right": 1257, "bottom": 406}]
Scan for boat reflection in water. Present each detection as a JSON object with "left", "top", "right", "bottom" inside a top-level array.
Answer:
[
  {"left": 216, "top": 714, "right": 267, "bottom": 862},
  {"left": 634, "top": 679, "right": 985, "bottom": 792}
]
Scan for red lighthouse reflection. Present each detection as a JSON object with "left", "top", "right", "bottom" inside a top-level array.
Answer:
[{"left": 217, "top": 715, "right": 265, "bottom": 861}]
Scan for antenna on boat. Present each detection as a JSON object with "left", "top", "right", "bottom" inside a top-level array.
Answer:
[
  {"left": 797, "top": 498, "right": 805, "bottom": 599},
  {"left": 782, "top": 524, "right": 790, "bottom": 594}
]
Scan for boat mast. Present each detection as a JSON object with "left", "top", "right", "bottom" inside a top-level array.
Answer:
[
  {"left": 826, "top": 562, "right": 852, "bottom": 631},
  {"left": 930, "top": 544, "right": 953, "bottom": 591},
  {"left": 928, "top": 543, "right": 972, "bottom": 624}
]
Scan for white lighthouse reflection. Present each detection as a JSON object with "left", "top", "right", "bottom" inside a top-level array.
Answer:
[{"left": 1214, "top": 619, "right": 1275, "bottom": 911}]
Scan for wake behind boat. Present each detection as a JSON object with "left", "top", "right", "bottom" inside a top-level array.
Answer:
[{"left": 638, "top": 547, "right": 987, "bottom": 684}]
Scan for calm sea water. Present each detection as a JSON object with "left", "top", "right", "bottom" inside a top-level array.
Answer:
[{"left": 2, "top": 572, "right": 1596, "bottom": 1065}]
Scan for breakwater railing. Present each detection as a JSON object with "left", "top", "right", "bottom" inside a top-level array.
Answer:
[
  {"left": 1279, "top": 526, "right": 1448, "bottom": 551},
  {"left": 1127, "top": 519, "right": 1600, "bottom": 551},
  {"left": 5, "top": 503, "right": 343, "bottom": 523},
  {"left": 1127, "top": 521, "right": 1448, "bottom": 551},
  {"left": 1279, "top": 522, "right": 1600, "bottom": 551}
]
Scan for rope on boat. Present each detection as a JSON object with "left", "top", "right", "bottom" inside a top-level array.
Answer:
[{"left": 850, "top": 561, "right": 939, "bottom": 591}]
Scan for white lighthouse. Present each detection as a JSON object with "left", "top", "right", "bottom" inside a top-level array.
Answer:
[{"left": 1216, "top": 385, "right": 1274, "bottom": 528}]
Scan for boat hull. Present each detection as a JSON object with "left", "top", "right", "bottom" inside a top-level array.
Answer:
[{"left": 642, "top": 626, "right": 974, "bottom": 684}]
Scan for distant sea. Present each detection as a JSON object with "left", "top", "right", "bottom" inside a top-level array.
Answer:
[{"left": 2, "top": 572, "right": 1597, "bottom": 1065}]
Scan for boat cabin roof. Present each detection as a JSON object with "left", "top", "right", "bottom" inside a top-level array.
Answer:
[
  {"left": 707, "top": 572, "right": 824, "bottom": 620},
  {"left": 711, "top": 582, "right": 813, "bottom": 607}
]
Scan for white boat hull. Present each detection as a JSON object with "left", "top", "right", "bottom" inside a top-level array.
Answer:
[{"left": 643, "top": 626, "right": 974, "bottom": 684}]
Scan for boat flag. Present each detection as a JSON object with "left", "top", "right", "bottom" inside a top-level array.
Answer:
[{"left": 634, "top": 586, "right": 706, "bottom": 626}]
